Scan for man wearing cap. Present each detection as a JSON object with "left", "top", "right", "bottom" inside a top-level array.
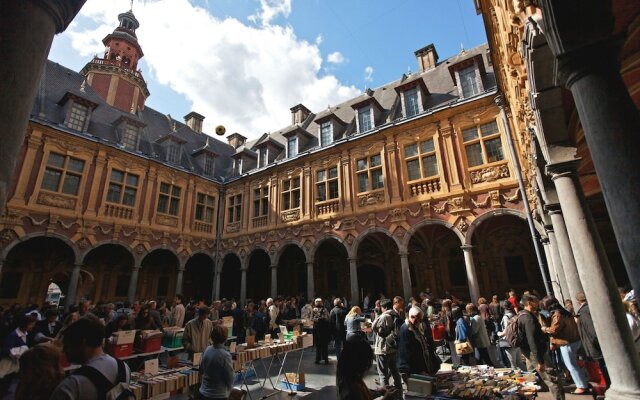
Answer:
[
  {"left": 183, "top": 306, "right": 214, "bottom": 356},
  {"left": 312, "top": 298, "right": 331, "bottom": 364}
]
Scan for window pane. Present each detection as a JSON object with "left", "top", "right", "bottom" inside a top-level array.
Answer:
[
  {"left": 406, "top": 159, "right": 421, "bottom": 181},
  {"left": 126, "top": 174, "right": 138, "bottom": 187},
  {"left": 422, "top": 155, "right": 438, "bottom": 177},
  {"left": 107, "top": 183, "right": 122, "bottom": 203},
  {"left": 123, "top": 187, "right": 136, "bottom": 206},
  {"left": 111, "top": 169, "right": 124, "bottom": 183},
  {"left": 196, "top": 204, "right": 204, "bottom": 220},
  {"left": 459, "top": 65, "right": 479, "bottom": 98},
  {"left": 172, "top": 186, "right": 181, "bottom": 197},
  {"left": 261, "top": 198, "right": 269, "bottom": 216},
  {"left": 198, "top": 193, "right": 205, "bottom": 204},
  {"left": 47, "top": 153, "right": 65, "bottom": 168},
  {"left": 357, "top": 173, "right": 368, "bottom": 193},
  {"left": 169, "top": 198, "right": 180, "bottom": 215},
  {"left": 465, "top": 143, "right": 484, "bottom": 167},
  {"left": 160, "top": 182, "right": 170, "bottom": 194},
  {"left": 316, "top": 170, "right": 326, "bottom": 182},
  {"left": 404, "top": 143, "right": 418, "bottom": 158},
  {"left": 283, "top": 180, "right": 290, "bottom": 191},
  {"left": 283, "top": 192, "right": 291, "bottom": 210},
  {"left": 157, "top": 195, "right": 168, "bottom": 213},
  {"left": 42, "top": 168, "right": 61, "bottom": 191},
  {"left": 207, "top": 196, "right": 215, "bottom": 207},
  {"left": 293, "top": 177, "right": 300, "bottom": 188},
  {"left": 356, "top": 159, "right": 367, "bottom": 171},
  {"left": 320, "top": 123, "right": 332, "bottom": 147},
  {"left": 358, "top": 106, "right": 372, "bottom": 132},
  {"left": 293, "top": 190, "right": 300, "bottom": 208},
  {"left": 404, "top": 88, "right": 420, "bottom": 117},
  {"left": 205, "top": 208, "right": 214, "bottom": 223},
  {"left": 420, "top": 139, "right": 435, "bottom": 153},
  {"left": 235, "top": 204, "right": 241, "bottom": 221},
  {"left": 253, "top": 199, "right": 260, "bottom": 217},
  {"left": 227, "top": 206, "right": 234, "bottom": 223},
  {"left": 67, "top": 158, "right": 84, "bottom": 173},
  {"left": 485, "top": 137, "right": 505, "bottom": 163},
  {"left": 462, "top": 127, "right": 478, "bottom": 142},
  {"left": 329, "top": 180, "right": 339, "bottom": 199},
  {"left": 288, "top": 136, "right": 298, "bottom": 157},
  {"left": 329, "top": 167, "right": 338, "bottom": 179},
  {"left": 371, "top": 169, "right": 384, "bottom": 189},
  {"left": 317, "top": 183, "right": 326, "bottom": 202},
  {"left": 370, "top": 154, "right": 381, "bottom": 167},
  {"left": 481, "top": 120, "right": 499, "bottom": 136},
  {"left": 62, "top": 173, "right": 81, "bottom": 195}
]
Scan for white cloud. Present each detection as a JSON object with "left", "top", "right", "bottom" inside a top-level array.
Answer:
[
  {"left": 248, "top": 0, "right": 292, "bottom": 27},
  {"left": 315, "top": 34, "right": 323, "bottom": 46},
  {"left": 61, "top": 0, "right": 360, "bottom": 139},
  {"left": 364, "top": 66, "right": 374, "bottom": 82},
  {"left": 327, "top": 51, "right": 344, "bottom": 64}
]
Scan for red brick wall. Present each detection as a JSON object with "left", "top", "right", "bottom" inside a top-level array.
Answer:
[{"left": 114, "top": 79, "right": 135, "bottom": 112}]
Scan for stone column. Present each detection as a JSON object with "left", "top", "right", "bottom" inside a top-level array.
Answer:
[
  {"left": 86, "top": 152, "right": 107, "bottom": 216},
  {"left": 461, "top": 245, "right": 480, "bottom": 304},
  {"left": 306, "top": 261, "right": 314, "bottom": 300},
  {"left": 341, "top": 153, "right": 353, "bottom": 213},
  {"left": 546, "top": 204, "right": 583, "bottom": 302},
  {"left": 545, "top": 227, "right": 569, "bottom": 301},
  {"left": 270, "top": 264, "right": 278, "bottom": 298},
  {"left": 541, "top": 237, "right": 562, "bottom": 300},
  {"left": 348, "top": 257, "right": 359, "bottom": 307},
  {"left": 438, "top": 123, "right": 462, "bottom": 191},
  {"left": 127, "top": 265, "right": 141, "bottom": 303},
  {"left": 398, "top": 252, "right": 412, "bottom": 302},
  {"left": 0, "top": 0, "right": 85, "bottom": 210},
  {"left": 542, "top": 0, "right": 640, "bottom": 298},
  {"left": 240, "top": 268, "right": 247, "bottom": 306},
  {"left": 384, "top": 141, "right": 401, "bottom": 203},
  {"left": 547, "top": 159, "right": 640, "bottom": 398},
  {"left": 213, "top": 266, "right": 221, "bottom": 301},
  {"left": 175, "top": 265, "right": 185, "bottom": 295},
  {"left": 65, "top": 263, "right": 83, "bottom": 310}
]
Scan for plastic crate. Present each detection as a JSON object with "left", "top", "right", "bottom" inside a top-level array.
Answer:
[
  {"left": 136, "top": 335, "right": 162, "bottom": 353},
  {"left": 431, "top": 324, "right": 445, "bottom": 341},
  {"left": 281, "top": 380, "right": 305, "bottom": 391},
  {"left": 162, "top": 332, "right": 184, "bottom": 348},
  {"left": 107, "top": 342, "right": 133, "bottom": 358}
]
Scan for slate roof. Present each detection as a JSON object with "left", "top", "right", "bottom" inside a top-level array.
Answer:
[{"left": 30, "top": 43, "right": 494, "bottom": 184}]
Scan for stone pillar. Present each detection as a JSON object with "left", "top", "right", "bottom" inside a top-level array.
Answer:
[
  {"left": 542, "top": 0, "right": 640, "bottom": 298},
  {"left": 438, "top": 123, "right": 462, "bottom": 191},
  {"left": 545, "top": 227, "right": 569, "bottom": 301},
  {"left": 541, "top": 237, "right": 562, "bottom": 300},
  {"left": 306, "top": 261, "right": 314, "bottom": 300},
  {"left": 240, "top": 268, "right": 247, "bottom": 306},
  {"left": 348, "top": 258, "right": 359, "bottom": 307},
  {"left": 341, "top": 153, "right": 353, "bottom": 213},
  {"left": 461, "top": 245, "right": 480, "bottom": 304},
  {"left": 128, "top": 265, "right": 141, "bottom": 303},
  {"left": 0, "top": 0, "right": 85, "bottom": 210},
  {"left": 384, "top": 141, "right": 401, "bottom": 203},
  {"left": 546, "top": 204, "right": 583, "bottom": 302},
  {"left": 213, "top": 266, "right": 221, "bottom": 301},
  {"left": 175, "top": 266, "right": 185, "bottom": 296},
  {"left": 547, "top": 159, "right": 640, "bottom": 398},
  {"left": 65, "top": 263, "right": 83, "bottom": 310},
  {"left": 399, "top": 252, "right": 412, "bottom": 302},
  {"left": 86, "top": 152, "right": 107, "bottom": 216},
  {"left": 270, "top": 264, "right": 278, "bottom": 298}
]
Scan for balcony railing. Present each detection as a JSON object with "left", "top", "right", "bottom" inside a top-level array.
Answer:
[
  {"left": 104, "top": 203, "right": 134, "bottom": 220},
  {"left": 88, "top": 57, "right": 144, "bottom": 80},
  {"left": 252, "top": 215, "right": 268, "bottom": 228},
  {"left": 194, "top": 221, "right": 213, "bottom": 234},
  {"left": 316, "top": 199, "right": 339, "bottom": 216},
  {"left": 409, "top": 177, "right": 441, "bottom": 197}
]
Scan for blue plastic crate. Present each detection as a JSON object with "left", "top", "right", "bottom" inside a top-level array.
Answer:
[{"left": 281, "top": 380, "right": 305, "bottom": 391}]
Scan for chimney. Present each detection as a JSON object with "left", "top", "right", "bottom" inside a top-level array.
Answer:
[
  {"left": 184, "top": 111, "right": 205, "bottom": 133},
  {"left": 414, "top": 43, "right": 439, "bottom": 72},
  {"left": 227, "top": 132, "right": 247, "bottom": 149},
  {"left": 290, "top": 104, "right": 311, "bottom": 125}
]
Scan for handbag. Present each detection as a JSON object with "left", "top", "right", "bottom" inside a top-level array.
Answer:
[{"left": 454, "top": 339, "right": 474, "bottom": 355}]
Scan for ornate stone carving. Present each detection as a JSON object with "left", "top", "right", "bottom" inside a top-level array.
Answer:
[
  {"left": 0, "top": 229, "right": 17, "bottom": 244},
  {"left": 302, "top": 224, "right": 314, "bottom": 237},
  {"left": 37, "top": 192, "right": 76, "bottom": 209},
  {"left": 456, "top": 218, "right": 469, "bottom": 233},
  {"left": 341, "top": 218, "right": 357, "bottom": 231},
  {"left": 226, "top": 222, "right": 241, "bottom": 233},
  {"left": 134, "top": 244, "right": 146, "bottom": 255},
  {"left": 281, "top": 209, "right": 300, "bottom": 222},
  {"left": 420, "top": 202, "right": 432, "bottom": 217},
  {"left": 389, "top": 208, "right": 406, "bottom": 223},
  {"left": 156, "top": 215, "right": 178, "bottom": 227},
  {"left": 358, "top": 191, "right": 385, "bottom": 207},
  {"left": 449, "top": 196, "right": 470, "bottom": 215},
  {"left": 470, "top": 164, "right": 510, "bottom": 183},
  {"left": 76, "top": 237, "right": 91, "bottom": 249}
]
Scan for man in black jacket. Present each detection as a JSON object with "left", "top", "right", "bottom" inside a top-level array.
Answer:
[
  {"left": 518, "top": 294, "right": 565, "bottom": 400},
  {"left": 329, "top": 298, "right": 347, "bottom": 359},
  {"left": 575, "top": 291, "right": 610, "bottom": 387}
]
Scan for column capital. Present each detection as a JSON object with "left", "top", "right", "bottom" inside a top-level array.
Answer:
[
  {"left": 541, "top": 237, "right": 550, "bottom": 245},
  {"left": 270, "top": 264, "right": 278, "bottom": 269},
  {"left": 306, "top": 261, "right": 314, "bottom": 266},
  {"left": 177, "top": 266, "right": 185, "bottom": 272},
  {"left": 133, "top": 264, "right": 142, "bottom": 270},
  {"left": 398, "top": 252, "right": 409, "bottom": 258},
  {"left": 347, "top": 257, "right": 358, "bottom": 263},
  {"left": 32, "top": 0, "right": 86, "bottom": 33},
  {"left": 73, "top": 262, "right": 83, "bottom": 269},
  {"left": 460, "top": 245, "right": 474, "bottom": 251},
  {"left": 545, "top": 159, "right": 581, "bottom": 180}
]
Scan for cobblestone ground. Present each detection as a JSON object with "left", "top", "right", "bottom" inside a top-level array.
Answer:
[{"left": 172, "top": 346, "right": 596, "bottom": 399}]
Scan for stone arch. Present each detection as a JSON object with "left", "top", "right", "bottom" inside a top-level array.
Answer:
[
  {"left": 81, "top": 242, "right": 136, "bottom": 301},
  {"left": 248, "top": 245, "right": 273, "bottom": 265},
  {"left": 78, "top": 240, "right": 139, "bottom": 265},
  {"left": 402, "top": 219, "right": 464, "bottom": 249},
  {"left": 311, "top": 234, "right": 350, "bottom": 258},
  {"left": 220, "top": 252, "right": 241, "bottom": 300},
  {"left": 313, "top": 235, "right": 350, "bottom": 298},
  {"left": 1, "top": 232, "right": 80, "bottom": 264},
  {"left": 274, "top": 240, "right": 308, "bottom": 265},
  {"left": 465, "top": 208, "right": 543, "bottom": 246},
  {"left": 144, "top": 245, "right": 181, "bottom": 270},
  {"left": 277, "top": 242, "right": 308, "bottom": 297},
  {"left": 351, "top": 227, "right": 401, "bottom": 259},
  {"left": 138, "top": 247, "right": 180, "bottom": 301},
  {"left": 184, "top": 252, "right": 214, "bottom": 301},
  {"left": 247, "top": 247, "right": 271, "bottom": 302}
]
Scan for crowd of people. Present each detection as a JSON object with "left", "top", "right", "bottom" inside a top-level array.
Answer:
[{"left": 0, "top": 285, "right": 637, "bottom": 400}]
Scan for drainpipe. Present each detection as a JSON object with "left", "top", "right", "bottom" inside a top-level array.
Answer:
[{"left": 495, "top": 95, "right": 552, "bottom": 295}]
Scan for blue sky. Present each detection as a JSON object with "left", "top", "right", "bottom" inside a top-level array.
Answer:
[{"left": 49, "top": 0, "right": 487, "bottom": 139}]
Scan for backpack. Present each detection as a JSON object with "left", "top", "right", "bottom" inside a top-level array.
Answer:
[
  {"left": 383, "top": 312, "right": 402, "bottom": 349},
  {"left": 75, "top": 358, "right": 135, "bottom": 400},
  {"left": 503, "top": 311, "right": 524, "bottom": 348}
]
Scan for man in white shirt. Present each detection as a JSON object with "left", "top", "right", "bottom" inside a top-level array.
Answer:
[
  {"left": 267, "top": 298, "right": 279, "bottom": 335},
  {"left": 50, "top": 317, "right": 130, "bottom": 400},
  {"left": 171, "top": 294, "right": 186, "bottom": 327}
]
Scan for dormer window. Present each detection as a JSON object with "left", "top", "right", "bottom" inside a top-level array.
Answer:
[
  {"left": 122, "top": 123, "right": 139, "bottom": 151},
  {"left": 404, "top": 87, "right": 420, "bottom": 117},
  {"left": 320, "top": 122, "right": 332, "bottom": 147},
  {"left": 357, "top": 106, "right": 373, "bottom": 133},
  {"left": 259, "top": 147, "right": 268, "bottom": 168},
  {"left": 66, "top": 103, "right": 89, "bottom": 131},
  {"left": 287, "top": 136, "right": 298, "bottom": 158},
  {"left": 203, "top": 155, "right": 215, "bottom": 177},
  {"left": 459, "top": 65, "right": 480, "bottom": 98},
  {"left": 167, "top": 142, "right": 179, "bottom": 163},
  {"left": 234, "top": 158, "right": 243, "bottom": 175}
]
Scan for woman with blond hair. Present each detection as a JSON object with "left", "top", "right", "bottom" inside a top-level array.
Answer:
[
  {"left": 15, "top": 344, "right": 64, "bottom": 400},
  {"left": 345, "top": 306, "right": 368, "bottom": 341}
]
